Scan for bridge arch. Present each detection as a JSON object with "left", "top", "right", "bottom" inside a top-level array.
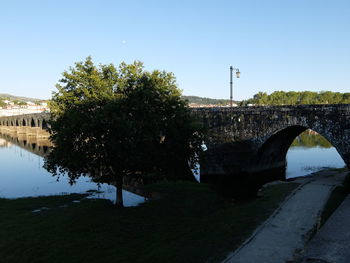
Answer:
[
  {"left": 41, "top": 119, "right": 48, "bottom": 130},
  {"left": 30, "top": 118, "right": 36, "bottom": 127},
  {"left": 255, "top": 125, "right": 347, "bottom": 172},
  {"left": 194, "top": 105, "right": 350, "bottom": 179}
]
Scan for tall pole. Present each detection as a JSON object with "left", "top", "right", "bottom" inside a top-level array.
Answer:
[{"left": 230, "top": 66, "right": 233, "bottom": 107}]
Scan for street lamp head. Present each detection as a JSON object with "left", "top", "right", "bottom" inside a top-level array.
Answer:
[{"left": 236, "top": 70, "right": 241, "bottom": 78}]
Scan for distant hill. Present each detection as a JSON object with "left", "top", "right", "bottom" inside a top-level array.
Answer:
[
  {"left": 182, "top": 95, "right": 232, "bottom": 105},
  {"left": 0, "top": 93, "right": 232, "bottom": 106},
  {"left": 0, "top": 93, "right": 44, "bottom": 102}
]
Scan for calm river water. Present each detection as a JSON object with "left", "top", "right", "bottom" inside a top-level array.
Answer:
[
  {"left": 0, "top": 130, "right": 345, "bottom": 204},
  {"left": 0, "top": 136, "right": 145, "bottom": 206},
  {"left": 285, "top": 131, "right": 345, "bottom": 178}
]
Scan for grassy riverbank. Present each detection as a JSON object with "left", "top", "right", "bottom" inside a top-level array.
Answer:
[
  {"left": 320, "top": 168, "right": 350, "bottom": 226},
  {"left": 0, "top": 181, "right": 299, "bottom": 263}
]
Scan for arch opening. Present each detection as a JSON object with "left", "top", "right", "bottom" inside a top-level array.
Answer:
[
  {"left": 30, "top": 119, "right": 36, "bottom": 127},
  {"left": 286, "top": 129, "right": 346, "bottom": 179},
  {"left": 42, "top": 120, "right": 48, "bottom": 130},
  {"left": 256, "top": 125, "right": 307, "bottom": 170},
  {"left": 257, "top": 125, "right": 347, "bottom": 179}
]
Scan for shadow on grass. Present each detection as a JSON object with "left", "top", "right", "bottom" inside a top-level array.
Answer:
[
  {"left": 0, "top": 181, "right": 299, "bottom": 263},
  {"left": 320, "top": 169, "right": 350, "bottom": 226}
]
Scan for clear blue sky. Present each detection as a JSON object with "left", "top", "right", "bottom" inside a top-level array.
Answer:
[{"left": 1, "top": 0, "right": 349, "bottom": 100}]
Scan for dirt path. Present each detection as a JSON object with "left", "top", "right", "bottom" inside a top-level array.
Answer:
[{"left": 222, "top": 170, "right": 347, "bottom": 263}]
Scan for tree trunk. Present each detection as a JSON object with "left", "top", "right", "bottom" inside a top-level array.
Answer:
[
  {"left": 109, "top": 165, "right": 124, "bottom": 208},
  {"left": 115, "top": 175, "right": 124, "bottom": 208}
]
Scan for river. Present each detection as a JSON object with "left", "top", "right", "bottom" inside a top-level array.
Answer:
[
  {"left": 0, "top": 130, "right": 345, "bottom": 204},
  {"left": 286, "top": 130, "right": 345, "bottom": 179},
  {"left": 0, "top": 136, "right": 145, "bottom": 206}
]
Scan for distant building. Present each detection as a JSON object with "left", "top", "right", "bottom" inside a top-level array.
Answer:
[
  {"left": 3, "top": 100, "right": 14, "bottom": 106},
  {"left": 0, "top": 102, "right": 50, "bottom": 117}
]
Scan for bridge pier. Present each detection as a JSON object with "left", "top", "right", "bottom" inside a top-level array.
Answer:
[
  {"left": 200, "top": 140, "right": 258, "bottom": 176},
  {"left": 199, "top": 139, "right": 287, "bottom": 197},
  {"left": 36, "top": 128, "right": 50, "bottom": 138},
  {"left": 0, "top": 126, "right": 17, "bottom": 137},
  {"left": 25, "top": 127, "right": 38, "bottom": 136},
  {"left": 16, "top": 126, "right": 27, "bottom": 135}
]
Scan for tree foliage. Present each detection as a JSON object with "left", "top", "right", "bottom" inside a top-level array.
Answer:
[
  {"left": 45, "top": 57, "right": 204, "bottom": 207},
  {"left": 240, "top": 91, "right": 350, "bottom": 106},
  {"left": 0, "top": 99, "right": 6, "bottom": 108}
]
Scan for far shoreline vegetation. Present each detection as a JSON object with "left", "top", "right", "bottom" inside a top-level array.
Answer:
[
  {"left": 291, "top": 130, "right": 333, "bottom": 148},
  {"left": 184, "top": 91, "right": 350, "bottom": 106},
  {"left": 240, "top": 91, "right": 350, "bottom": 106}
]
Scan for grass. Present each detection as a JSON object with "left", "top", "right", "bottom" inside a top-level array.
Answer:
[
  {"left": 0, "top": 181, "right": 299, "bottom": 263},
  {"left": 320, "top": 170, "right": 350, "bottom": 226}
]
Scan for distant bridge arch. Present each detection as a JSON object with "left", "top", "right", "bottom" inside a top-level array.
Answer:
[{"left": 0, "top": 112, "right": 50, "bottom": 138}]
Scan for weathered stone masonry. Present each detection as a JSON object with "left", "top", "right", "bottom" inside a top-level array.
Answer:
[{"left": 193, "top": 104, "right": 350, "bottom": 178}]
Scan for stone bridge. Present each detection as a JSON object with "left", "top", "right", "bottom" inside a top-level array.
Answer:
[
  {"left": 192, "top": 104, "right": 350, "bottom": 181},
  {"left": 0, "top": 112, "right": 50, "bottom": 138},
  {"left": 1, "top": 105, "right": 349, "bottom": 180}
]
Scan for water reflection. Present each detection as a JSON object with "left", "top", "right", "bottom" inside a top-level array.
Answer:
[
  {"left": 290, "top": 130, "right": 332, "bottom": 148},
  {"left": 0, "top": 134, "right": 145, "bottom": 206},
  {"left": 1, "top": 129, "right": 345, "bottom": 201},
  {"left": 286, "top": 130, "right": 345, "bottom": 179},
  {"left": 0, "top": 134, "right": 51, "bottom": 157}
]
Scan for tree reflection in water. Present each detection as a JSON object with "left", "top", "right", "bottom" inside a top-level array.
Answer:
[
  {"left": 0, "top": 133, "right": 145, "bottom": 206},
  {"left": 286, "top": 130, "right": 345, "bottom": 179}
]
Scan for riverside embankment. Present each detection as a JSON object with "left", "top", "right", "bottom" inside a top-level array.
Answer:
[
  {"left": 223, "top": 169, "right": 348, "bottom": 263},
  {"left": 298, "top": 193, "right": 350, "bottom": 262}
]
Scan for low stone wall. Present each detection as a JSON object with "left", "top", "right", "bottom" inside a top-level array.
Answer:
[{"left": 0, "top": 125, "right": 49, "bottom": 138}]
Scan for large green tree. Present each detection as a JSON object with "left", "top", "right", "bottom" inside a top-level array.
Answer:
[{"left": 45, "top": 57, "right": 204, "bottom": 207}]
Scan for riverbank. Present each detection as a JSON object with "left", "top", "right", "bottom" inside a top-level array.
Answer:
[
  {"left": 0, "top": 181, "right": 299, "bottom": 263},
  {"left": 223, "top": 168, "right": 348, "bottom": 263}
]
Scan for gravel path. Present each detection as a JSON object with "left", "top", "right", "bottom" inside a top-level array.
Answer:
[{"left": 222, "top": 171, "right": 346, "bottom": 263}]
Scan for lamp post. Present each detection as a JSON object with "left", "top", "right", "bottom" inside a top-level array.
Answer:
[{"left": 230, "top": 66, "right": 240, "bottom": 107}]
